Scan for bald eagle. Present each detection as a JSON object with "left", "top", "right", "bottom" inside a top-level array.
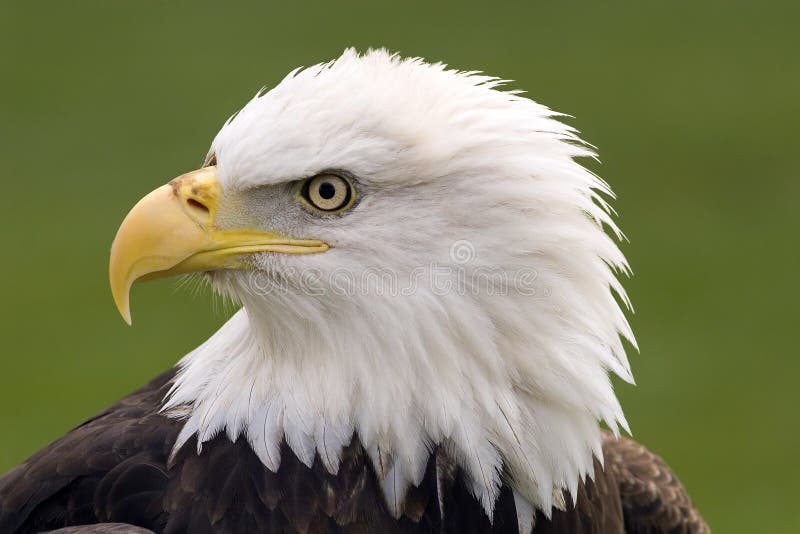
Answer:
[{"left": 0, "top": 49, "right": 708, "bottom": 534}]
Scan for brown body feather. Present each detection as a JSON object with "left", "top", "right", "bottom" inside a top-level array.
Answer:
[{"left": 0, "top": 370, "right": 708, "bottom": 533}]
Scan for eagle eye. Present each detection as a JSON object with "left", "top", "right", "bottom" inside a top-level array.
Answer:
[{"left": 300, "top": 174, "right": 354, "bottom": 213}]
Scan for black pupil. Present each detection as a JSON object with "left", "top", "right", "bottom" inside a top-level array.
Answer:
[{"left": 318, "top": 181, "right": 336, "bottom": 200}]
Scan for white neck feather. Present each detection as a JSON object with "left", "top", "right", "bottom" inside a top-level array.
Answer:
[{"left": 163, "top": 247, "right": 634, "bottom": 522}]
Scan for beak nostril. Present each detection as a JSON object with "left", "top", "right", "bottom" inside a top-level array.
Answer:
[{"left": 186, "top": 198, "right": 210, "bottom": 215}]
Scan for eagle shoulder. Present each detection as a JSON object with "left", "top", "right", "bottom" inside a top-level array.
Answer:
[
  {"left": 0, "top": 369, "right": 180, "bottom": 534},
  {"left": 602, "top": 433, "right": 710, "bottom": 533}
]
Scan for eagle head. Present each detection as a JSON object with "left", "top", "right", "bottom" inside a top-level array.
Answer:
[{"left": 109, "top": 49, "right": 635, "bottom": 518}]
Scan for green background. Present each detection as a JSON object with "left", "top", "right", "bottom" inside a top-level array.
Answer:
[{"left": 1, "top": 1, "right": 797, "bottom": 532}]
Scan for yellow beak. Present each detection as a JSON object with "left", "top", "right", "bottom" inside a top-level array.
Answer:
[{"left": 109, "top": 166, "right": 328, "bottom": 325}]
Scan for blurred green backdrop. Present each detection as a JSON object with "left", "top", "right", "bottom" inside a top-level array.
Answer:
[{"left": 1, "top": 1, "right": 797, "bottom": 532}]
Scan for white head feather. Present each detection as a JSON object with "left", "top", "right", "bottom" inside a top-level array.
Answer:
[{"left": 163, "top": 48, "right": 636, "bottom": 522}]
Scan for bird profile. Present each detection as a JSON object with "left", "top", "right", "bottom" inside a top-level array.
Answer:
[{"left": 0, "top": 49, "right": 708, "bottom": 533}]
